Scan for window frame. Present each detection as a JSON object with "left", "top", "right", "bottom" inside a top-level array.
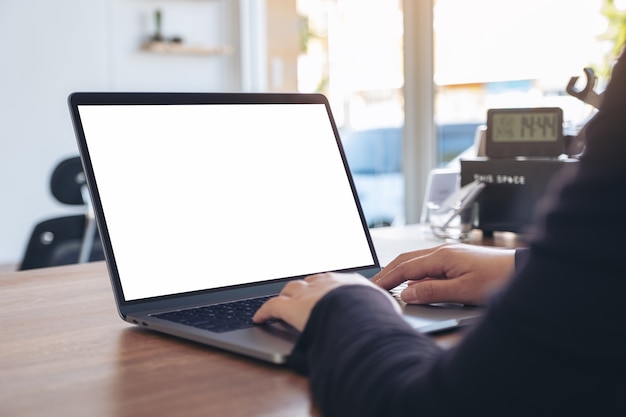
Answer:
[{"left": 403, "top": 0, "right": 436, "bottom": 223}]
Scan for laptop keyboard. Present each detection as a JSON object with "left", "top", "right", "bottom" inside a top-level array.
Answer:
[
  {"left": 390, "top": 282, "right": 408, "bottom": 304},
  {"left": 154, "top": 296, "right": 274, "bottom": 333}
]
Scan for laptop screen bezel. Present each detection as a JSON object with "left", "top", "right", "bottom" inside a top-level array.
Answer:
[{"left": 68, "top": 92, "right": 381, "bottom": 316}]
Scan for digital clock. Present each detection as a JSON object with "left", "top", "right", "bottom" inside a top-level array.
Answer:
[{"left": 486, "top": 107, "right": 565, "bottom": 158}]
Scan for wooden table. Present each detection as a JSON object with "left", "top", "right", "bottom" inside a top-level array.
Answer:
[
  {"left": 1, "top": 262, "right": 320, "bottom": 417},
  {"left": 1, "top": 225, "right": 521, "bottom": 417}
]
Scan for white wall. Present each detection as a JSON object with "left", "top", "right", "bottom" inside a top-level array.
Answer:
[{"left": 0, "top": 0, "right": 243, "bottom": 266}]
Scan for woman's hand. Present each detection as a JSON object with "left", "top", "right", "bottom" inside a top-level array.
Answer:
[
  {"left": 372, "top": 243, "right": 516, "bottom": 306},
  {"left": 253, "top": 272, "right": 401, "bottom": 332}
]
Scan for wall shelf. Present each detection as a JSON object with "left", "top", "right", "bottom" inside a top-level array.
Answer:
[{"left": 141, "top": 41, "right": 234, "bottom": 56}]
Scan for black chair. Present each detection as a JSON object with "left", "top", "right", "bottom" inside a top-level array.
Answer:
[{"left": 19, "top": 157, "right": 104, "bottom": 270}]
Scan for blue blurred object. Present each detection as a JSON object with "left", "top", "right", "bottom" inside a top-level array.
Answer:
[
  {"left": 341, "top": 127, "right": 402, "bottom": 174},
  {"left": 436, "top": 123, "right": 482, "bottom": 163},
  {"left": 341, "top": 123, "right": 481, "bottom": 227},
  {"left": 340, "top": 127, "right": 403, "bottom": 227}
]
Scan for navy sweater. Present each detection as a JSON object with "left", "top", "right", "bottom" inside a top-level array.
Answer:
[{"left": 288, "top": 52, "right": 626, "bottom": 417}]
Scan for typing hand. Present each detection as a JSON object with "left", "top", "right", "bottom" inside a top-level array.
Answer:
[
  {"left": 372, "top": 243, "right": 515, "bottom": 306},
  {"left": 253, "top": 272, "right": 400, "bottom": 332}
]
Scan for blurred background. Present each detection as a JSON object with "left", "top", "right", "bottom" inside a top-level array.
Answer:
[{"left": 0, "top": 0, "right": 619, "bottom": 270}]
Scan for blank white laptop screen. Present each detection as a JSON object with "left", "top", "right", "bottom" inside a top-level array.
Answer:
[{"left": 78, "top": 103, "right": 375, "bottom": 301}]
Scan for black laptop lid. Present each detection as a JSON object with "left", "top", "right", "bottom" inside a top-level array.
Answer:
[{"left": 69, "top": 92, "right": 379, "bottom": 305}]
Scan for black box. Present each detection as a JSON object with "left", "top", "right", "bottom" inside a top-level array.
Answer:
[{"left": 460, "top": 158, "right": 578, "bottom": 234}]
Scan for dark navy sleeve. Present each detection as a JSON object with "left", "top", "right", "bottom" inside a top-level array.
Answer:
[
  {"left": 287, "top": 51, "right": 626, "bottom": 417},
  {"left": 514, "top": 248, "right": 529, "bottom": 270},
  {"left": 288, "top": 285, "right": 449, "bottom": 417}
]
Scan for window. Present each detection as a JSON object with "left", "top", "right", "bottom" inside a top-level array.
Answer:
[
  {"left": 266, "top": 0, "right": 614, "bottom": 226},
  {"left": 434, "top": 0, "right": 609, "bottom": 166},
  {"left": 297, "top": 0, "right": 405, "bottom": 227}
]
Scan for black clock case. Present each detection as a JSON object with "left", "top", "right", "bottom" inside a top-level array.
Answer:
[{"left": 460, "top": 157, "right": 578, "bottom": 234}]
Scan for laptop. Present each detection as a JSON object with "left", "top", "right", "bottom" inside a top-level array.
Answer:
[{"left": 68, "top": 92, "right": 481, "bottom": 364}]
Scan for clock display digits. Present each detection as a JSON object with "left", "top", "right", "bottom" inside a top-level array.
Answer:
[
  {"left": 520, "top": 114, "right": 557, "bottom": 141},
  {"left": 493, "top": 112, "right": 558, "bottom": 142},
  {"left": 521, "top": 115, "right": 534, "bottom": 139},
  {"left": 486, "top": 107, "right": 564, "bottom": 158}
]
